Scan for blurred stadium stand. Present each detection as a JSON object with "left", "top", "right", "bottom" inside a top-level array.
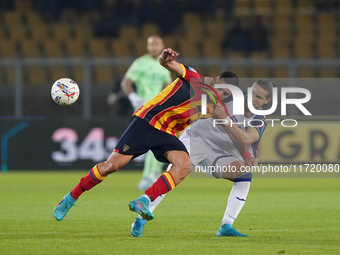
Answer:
[{"left": 0, "top": 0, "right": 340, "bottom": 117}]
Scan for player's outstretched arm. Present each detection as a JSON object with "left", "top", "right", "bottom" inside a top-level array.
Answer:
[
  {"left": 159, "top": 48, "right": 183, "bottom": 77},
  {"left": 229, "top": 134, "right": 258, "bottom": 166},
  {"left": 214, "top": 104, "right": 259, "bottom": 147},
  {"left": 230, "top": 133, "right": 248, "bottom": 153},
  {"left": 226, "top": 123, "right": 259, "bottom": 147}
]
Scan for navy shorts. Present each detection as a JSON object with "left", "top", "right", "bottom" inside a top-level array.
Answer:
[{"left": 114, "top": 116, "right": 188, "bottom": 163}]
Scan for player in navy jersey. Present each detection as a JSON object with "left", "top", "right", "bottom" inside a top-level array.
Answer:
[{"left": 130, "top": 79, "right": 276, "bottom": 237}]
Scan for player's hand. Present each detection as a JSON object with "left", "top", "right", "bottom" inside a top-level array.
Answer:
[
  {"left": 245, "top": 157, "right": 258, "bottom": 167},
  {"left": 160, "top": 48, "right": 179, "bottom": 62},
  {"left": 214, "top": 102, "right": 230, "bottom": 119},
  {"left": 203, "top": 77, "right": 216, "bottom": 87}
]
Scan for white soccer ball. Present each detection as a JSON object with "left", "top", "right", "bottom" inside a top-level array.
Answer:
[{"left": 51, "top": 78, "right": 80, "bottom": 106}]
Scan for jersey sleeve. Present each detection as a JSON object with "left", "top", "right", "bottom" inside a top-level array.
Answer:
[
  {"left": 180, "top": 64, "right": 202, "bottom": 82},
  {"left": 126, "top": 59, "right": 142, "bottom": 83},
  {"left": 249, "top": 115, "right": 267, "bottom": 142}
]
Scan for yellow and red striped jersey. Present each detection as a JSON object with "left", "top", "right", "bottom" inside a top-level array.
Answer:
[{"left": 134, "top": 64, "right": 215, "bottom": 136}]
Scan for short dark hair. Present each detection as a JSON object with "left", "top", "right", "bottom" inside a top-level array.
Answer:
[
  {"left": 255, "top": 79, "right": 277, "bottom": 110},
  {"left": 217, "top": 71, "right": 239, "bottom": 87}
]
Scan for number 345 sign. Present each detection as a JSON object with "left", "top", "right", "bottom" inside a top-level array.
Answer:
[{"left": 51, "top": 128, "right": 119, "bottom": 163}]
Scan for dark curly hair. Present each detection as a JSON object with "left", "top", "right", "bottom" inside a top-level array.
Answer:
[{"left": 217, "top": 71, "right": 239, "bottom": 87}]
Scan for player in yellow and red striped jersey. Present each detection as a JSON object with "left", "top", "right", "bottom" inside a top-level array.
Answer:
[
  {"left": 134, "top": 63, "right": 212, "bottom": 135},
  {"left": 53, "top": 48, "right": 235, "bottom": 222}
]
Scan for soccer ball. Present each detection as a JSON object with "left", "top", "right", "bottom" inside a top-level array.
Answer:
[{"left": 51, "top": 78, "right": 80, "bottom": 106}]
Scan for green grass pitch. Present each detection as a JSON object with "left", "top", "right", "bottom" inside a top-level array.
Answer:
[{"left": 1, "top": 171, "right": 340, "bottom": 255}]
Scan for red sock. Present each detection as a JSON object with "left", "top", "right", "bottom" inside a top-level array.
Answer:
[
  {"left": 70, "top": 165, "right": 107, "bottom": 199},
  {"left": 145, "top": 172, "right": 176, "bottom": 201}
]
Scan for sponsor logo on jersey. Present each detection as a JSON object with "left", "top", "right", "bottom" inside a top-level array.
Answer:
[{"left": 123, "top": 144, "right": 130, "bottom": 152}]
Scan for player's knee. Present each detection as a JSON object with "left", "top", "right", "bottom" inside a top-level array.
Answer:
[
  {"left": 234, "top": 172, "right": 253, "bottom": 182},
  {"left": 182, "top": 163, "right": 191, "bottom": 176},
  {"left": 107, "top": 160, "right": 121, "bottom": 173},
  {"left": 177, "top": 161, "right": 191, "bottom": 177},
  {"left": 99, "top": 160, "right": 120, "bottom": 175}
]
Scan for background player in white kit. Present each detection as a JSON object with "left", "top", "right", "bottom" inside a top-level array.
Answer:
[{"left": 130, "top": 78, "right": 276, "bottom": 237}]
